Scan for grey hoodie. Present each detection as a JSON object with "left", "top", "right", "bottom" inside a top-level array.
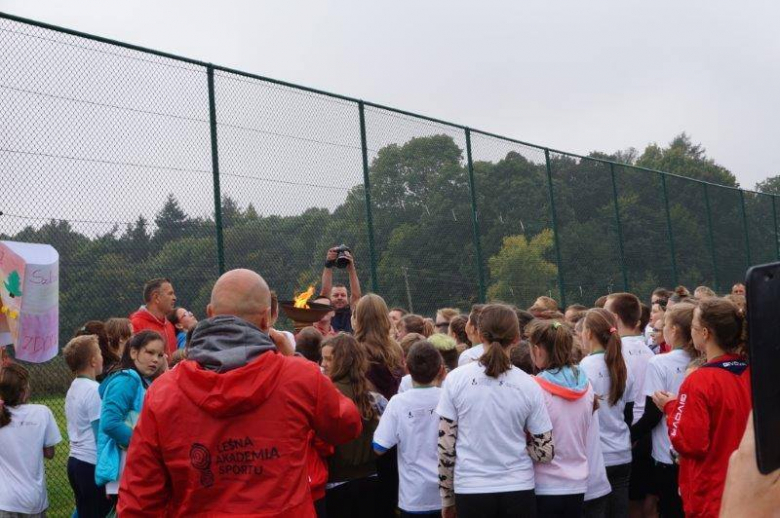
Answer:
[{"left": 186, "top": 315, "right": 277, "bottom": 373}]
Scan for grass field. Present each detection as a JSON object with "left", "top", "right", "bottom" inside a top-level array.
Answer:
[{"left": 32, "top": 395, "right": 74, "bottom": 518}]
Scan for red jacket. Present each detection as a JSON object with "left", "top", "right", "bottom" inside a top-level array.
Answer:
[
  {"left": 117, "top": 352, "right": 362, "bottom": 517},
  {"left": 664, "top": 354, "right": 751, "bottom": 518},
  {"left": 307, "top": 434, "right": 334, "bottom": 502},
  {"left": 130, "top": 307, "right": 178, "bottom": 356}
]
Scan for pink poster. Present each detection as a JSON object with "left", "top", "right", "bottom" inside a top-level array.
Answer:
[{"left": 0, "top": 241, "right": 59, "bottom": 363}]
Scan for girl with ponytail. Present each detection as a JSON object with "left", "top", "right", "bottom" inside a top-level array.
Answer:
[
  {"left": 580, "top": 308, "right": 635, "bottom": 518},
  {"left": 436, "top": 304, "right": 553, "bottom": 518},
  {"left": 527, "top": 319, "right": 595, "bottom": 516},
  {"left": 0, "top": 363, "right": 62, "bottom": 515},
  {"left": 652, "top": 298, "right": 751, "bottom": 517},
  {"left": 631, "top": 302, "right": 697, "bottom": 517}
]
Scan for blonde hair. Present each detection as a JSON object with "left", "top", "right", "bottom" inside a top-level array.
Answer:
[
  {"left": 353, "top": 293, "right": 403, "bottom": 371},
  {"left": 436, "top": 308, "right": 460, "bottom": 322},
  {"left": 63, "top": 335, "right": 100, "bottom": 373}
]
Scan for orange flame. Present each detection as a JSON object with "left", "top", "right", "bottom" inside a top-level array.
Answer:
[{"left": 293, "top": 286, "right": 315, "bottom": 309}]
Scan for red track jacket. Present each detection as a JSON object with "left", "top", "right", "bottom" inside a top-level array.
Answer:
[
  {"left": 117, "top": 352, "right": 362, "bottom": 517},
  {"left": 129, "top": 307, "right": 178, "bottom": 357},
  {"left": 664, "top": 354, "right": 751, "bottom": 518}
]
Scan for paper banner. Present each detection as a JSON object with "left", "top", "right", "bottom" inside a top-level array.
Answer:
[{"left": 0, "top": 241, "right": 59, "bottom": 363}]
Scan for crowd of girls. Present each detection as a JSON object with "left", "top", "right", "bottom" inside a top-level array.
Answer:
[{"left": 0, "top": 282, "right": 756, "bottom": 517}]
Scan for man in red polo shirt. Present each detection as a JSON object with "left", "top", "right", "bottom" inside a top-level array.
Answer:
[{"left": 130, "top": 278, "right": 178, "bottom": 356}]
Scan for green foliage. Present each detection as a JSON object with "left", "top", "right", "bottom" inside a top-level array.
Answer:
[
  {"left": 756, "top": 174, "right": 780, "bottom": 195},
  {"left": 487, "top": 230, "right": 558, "bottom": 308},
  {"left": 3, "top": 133, "right": 774, "bottom": 350},
  {"left": 636, "top": 133, "right": 738, "bottom": 187}
]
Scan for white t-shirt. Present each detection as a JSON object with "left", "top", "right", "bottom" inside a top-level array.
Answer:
[
  {"left": 642, "top": 349, "right": 691, "bottom": 464},
  {"left": 373, "top": 387, "right": 442, "bottom": 513},
  {"left": 397, "top": 374, "right": 412, "bottom": 394},
  {"left": 457, "top": 343, "right": 484, "bottom": 367},
  {"left": 585, "top": 408, "right": 612, "bottom": 501},
  {"left": 534, "top": 382, "right": 595, "bottom": 495},
  {"left": 580, "top": 353, "right": 636, "bottom": 467},
  {"left": 621, "top": 335, "right": 653, "bottom": 423},
  {"left": 65, "top": 377, "right": 102, "bottom": 464},
  {"left": 0, "top": 404, "right": 62, "bottom": 514},
  {"left": 436, "top": 362, "right": 552, "bottom": 494}
]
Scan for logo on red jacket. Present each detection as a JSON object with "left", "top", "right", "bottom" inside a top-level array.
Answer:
[{"left": 190, "top": 443, "right": 215, "bottom": 488}]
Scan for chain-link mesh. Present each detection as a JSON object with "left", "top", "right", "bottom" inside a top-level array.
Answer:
[
  {"left": 362, "top": 107, "right": 478, "bottom": 315},
  {"left": 613, "top": 166, "right": 676, "bottom": 296},
  {"left": 666, "top": 174, "right": 713, "bottom": 290},
  {"left": 1, "top": 13, "right": 778, "bottom": 517},
  {"left": 469, "top": 133, "right": 552, "bottom": 309},
  {"left": 212, "top": 70, "right": 369, "bottom": 323},
  {"left": 549, "top": 153, "right": 622, "bottom": 305},
  {"left": 709, "top": 186, "right": 750, "bottom": 289},
  {"left": 744, "top": 192, "right": 777, "bottom": 267}
]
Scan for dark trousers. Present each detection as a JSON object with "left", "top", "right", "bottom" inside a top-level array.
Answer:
[
  {"left": 400, "top": 511, "right": 441, "bottom": 518},
  {"left": 314, "top": 497, "right": 327, "bottom": 518},
  {"left": 326, "top": 477, "right": 381, "bottom": 518},
  {"left": 583, "top": 493, "right": 610, "bottom": 518},
  {"left": 654, "top": 462, "right": 684, "bottom": 518},
  {"left": 376, "top": 446, "right": 399, "bottom": 518},
  {"left": 536, "top": 493, "right": 584, "bottom": 517},
  {"left": 605, "top": 463, "right": 631, "bottom": 518},
  {"left": 629, "top": 435, "right": 655, "bottom": 501},
  {"left": 456, "top": 490, "right": 537, "bottom": 518},
  {"left": 66, "top": 456, "right": 113, "bottom": 518}
]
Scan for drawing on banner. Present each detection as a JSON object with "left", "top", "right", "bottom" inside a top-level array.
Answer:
[{"left": 0, "top": 241, "right": 59, "bottom": 363}]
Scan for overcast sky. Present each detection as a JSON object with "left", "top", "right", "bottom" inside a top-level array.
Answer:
[{"left": 3, "top": 0, "right": 779, "bottom": 189}]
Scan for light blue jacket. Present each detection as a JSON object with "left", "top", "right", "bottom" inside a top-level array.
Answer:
[{"left": 95, "top": 369, "right": 147, "bottom": 486}]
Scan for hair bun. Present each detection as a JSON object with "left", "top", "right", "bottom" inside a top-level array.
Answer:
[{"left": 674, "top": 285, "right": 690, "bottom": 297}]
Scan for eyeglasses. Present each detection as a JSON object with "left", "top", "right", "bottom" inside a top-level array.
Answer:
[{"left": 436, "top": 321, "right": 450, "bottom": 328}]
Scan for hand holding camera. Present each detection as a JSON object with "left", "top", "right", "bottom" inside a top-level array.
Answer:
[{"left": 325, "top": 244, "right": 354, "bottom": 269}]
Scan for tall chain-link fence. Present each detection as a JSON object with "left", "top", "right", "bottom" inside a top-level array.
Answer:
[{"left": 1, "top": 12, "right": 778, "bottom": 517}]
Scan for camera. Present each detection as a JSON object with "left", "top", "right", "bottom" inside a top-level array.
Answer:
[{"left": 334, "top": 244, "right": 351, "bottom": 269}]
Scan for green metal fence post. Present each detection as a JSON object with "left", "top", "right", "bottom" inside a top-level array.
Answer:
[
  {"left": 609, "top": 163, "right": 628, "bottom": 292},
  {"left": 207, "top": 65, "right": 226, "bottom": 275},
  {"left": 703, "top": 183, "right": 720, "bottom": 293},
  {"left": 358, "top": 101, "right": 379, "bottom": 293},
  {"left": 660, "top": 173, "right": 678, "bottom": 286},
  {"left": 739, "top": 189, "right": 752, "bottom": 268},
  {"left": 465, "top": 128, "right": 486, "bottom": 303},
  {"left": 772, "top": 195, "right": 780, "bottom": 260},
  {"left": 544, "top": 149, "right": 567, "bottom": 307}
]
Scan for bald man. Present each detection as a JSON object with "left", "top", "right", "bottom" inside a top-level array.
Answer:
[{"left": 118, "top": 269, "right": 362, "bottom": 517}]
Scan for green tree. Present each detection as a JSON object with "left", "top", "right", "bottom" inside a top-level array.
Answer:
[
  {"left": 636, "top": 133, "right": 737, "bottom": 186},
  {"left": 153, "top": 194, "right": 192, "bottom": 247},
  {"left": 487, "top": 230, "right": 558, "bottom": 308},
  {"left": 756, "top": 175, "right": 780, "bottom": 195}
]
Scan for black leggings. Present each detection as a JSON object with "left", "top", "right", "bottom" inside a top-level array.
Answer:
[
  {"left": 605, "top": 463, "right": 631, "bottom": 518},
  {"left": 456, "top": 490, "right": 537, "bottom": 518},
  {"left": 536, "top": 493, "right": 584, "bottom": 517},
  {"left": 66, "top": 456, "right": 113, "bottom": 518},
  {"left": 654, "top": 462, "right": 684, "bottom": 518}
]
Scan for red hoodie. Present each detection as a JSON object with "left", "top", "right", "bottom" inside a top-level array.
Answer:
[
  {"left": 117, "top": 352, "right": 362, "bottom": 517},
  {"left": 130, "top": 307, "right": 178, "bottom": 356},
  {"left": 664, "top": 354, "right": 751, "bottom": 518}
]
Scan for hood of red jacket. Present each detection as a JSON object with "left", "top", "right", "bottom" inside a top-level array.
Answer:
[{"left": 177, "top": 350, "right": 285, "bottom": 418}]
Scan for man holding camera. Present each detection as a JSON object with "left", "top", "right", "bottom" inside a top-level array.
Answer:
[{"left": 320, "top": 245, "right": 362, "bottom": 333}]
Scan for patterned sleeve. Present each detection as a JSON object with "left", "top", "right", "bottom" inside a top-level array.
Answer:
[
  {"left": 438, "top": 416, "right": 458, "bottom": 508},
  {"left": 526, "top": 430, "right": 554, "bottom": 463}
]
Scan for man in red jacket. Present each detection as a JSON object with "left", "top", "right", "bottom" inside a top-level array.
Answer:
[
  {"left": 118, "top": 269, "right": 363, "bottom": 517},
  {"left": 129, "top": 278, "right": 178, "bottom": 356}
]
